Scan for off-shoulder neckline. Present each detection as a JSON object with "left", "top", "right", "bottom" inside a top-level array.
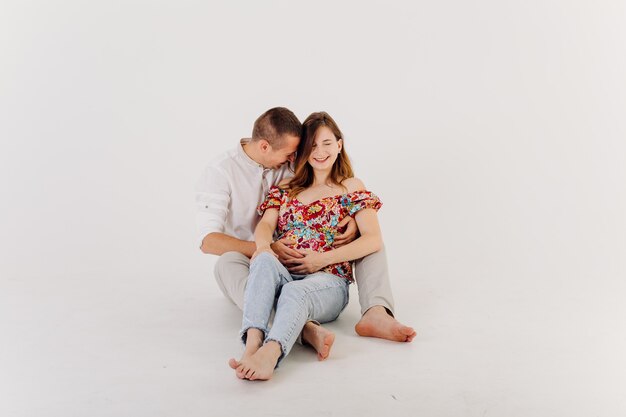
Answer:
[{"left": 288, "top": 190, "right": 373, "bottom": 207}]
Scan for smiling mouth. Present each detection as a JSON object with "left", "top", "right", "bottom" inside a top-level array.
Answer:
[{"left": 313, "top": 156, "right": 329, "bottom": 163}]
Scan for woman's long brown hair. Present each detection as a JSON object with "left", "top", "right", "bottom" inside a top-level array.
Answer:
[{"left": 285, "top": 112, "right": 354, "bottom": 197}]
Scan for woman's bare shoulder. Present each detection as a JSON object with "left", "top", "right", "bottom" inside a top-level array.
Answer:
[{"left": 342, "top": 177, "right": 366, "bottom": 193}]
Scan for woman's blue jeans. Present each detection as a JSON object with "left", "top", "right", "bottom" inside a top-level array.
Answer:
[{"left": 240, "top": 252, "right": 350, "bottom": 364}]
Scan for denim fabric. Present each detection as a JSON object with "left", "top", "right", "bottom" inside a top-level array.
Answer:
[
  {"left": 240, "top": 252, "right": 349, "bottom": 364},
  {"left": 214, "top": 244, "right": 395, "bottom": 317}
]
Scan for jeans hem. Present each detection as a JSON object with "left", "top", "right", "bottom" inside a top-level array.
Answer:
[{"left": 240, "top": 326, "right": 267, "bottom": 345}]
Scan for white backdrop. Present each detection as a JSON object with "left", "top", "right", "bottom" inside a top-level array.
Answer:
[{"left": 1, "top": 1, "right": 625, "bottom": 416}]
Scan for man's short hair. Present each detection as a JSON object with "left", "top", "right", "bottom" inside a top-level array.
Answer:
[{"left": 251, "top": 107, "right": 302, "bottom": 149}]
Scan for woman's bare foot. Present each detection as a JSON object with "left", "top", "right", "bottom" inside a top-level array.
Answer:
[
  {"left": 228, "top": 328, "right": 263, "bottom": 376},
  {"left": 235, "top": 341, "right": 282, "bottom": 381},
  {"left": 302, "top": 322, "right": 335, "bottom": 361},
  {"left": 355, "top": 306, "right": 416, "bottom": 342}
]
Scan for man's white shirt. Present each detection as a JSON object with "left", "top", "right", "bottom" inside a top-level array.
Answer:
[{"left": 195, "top": 139, "right": 293, "bottom": 246}]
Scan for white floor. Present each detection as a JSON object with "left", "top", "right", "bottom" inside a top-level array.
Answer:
[
  {"left": 2, "top": 252, "right": 624, "bottom": 417},
  {"left": 3, "top": 1, "right": 626, "bottom": 415}
]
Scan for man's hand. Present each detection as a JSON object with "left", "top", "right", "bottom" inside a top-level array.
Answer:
[
  {"left": 251, "top": 244, "right": 278, "bottom": 261},
  {"left": 286, "top": 250, "right": 329, "bottom": 274},
  {"left": 333, "top": 216, "right": 359, "bottom": 248},
  {"left": 270, "top": 238, "right": 306, "bottom": 264}
]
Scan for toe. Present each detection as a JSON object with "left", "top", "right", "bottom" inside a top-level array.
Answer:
[{"left": 228, "top": 358, "right": 240, "bottom": 369}]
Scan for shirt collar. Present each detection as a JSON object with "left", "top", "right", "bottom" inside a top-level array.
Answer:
[{"left": 238, "top": 138, "right": 264, "bottom": 169}]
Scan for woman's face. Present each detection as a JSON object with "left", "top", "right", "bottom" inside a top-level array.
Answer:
[{"left": 307, "top": 126, "right": 342, "bottom": 171}]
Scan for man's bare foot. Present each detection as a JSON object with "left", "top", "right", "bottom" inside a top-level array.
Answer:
[
  {"left": 355, "top": 306, "right": 416, "bottom": 342},
  {"left": 228, "top": 328, "right": 263, "bottom": 376},
  {"left": 235, "top": 341, "right": 282, "bottom": 381},
  {"left": 302, "top": 322, "right": 335, "bottom": 361}
]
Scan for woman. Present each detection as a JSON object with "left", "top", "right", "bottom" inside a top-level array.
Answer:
[{"left": 229, "top": 112, "right": 384, "bottom": 380}]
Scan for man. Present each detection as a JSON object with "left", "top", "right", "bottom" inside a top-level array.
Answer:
[{"left": 196, "top": 107, "right": 415, "bottom": 351}]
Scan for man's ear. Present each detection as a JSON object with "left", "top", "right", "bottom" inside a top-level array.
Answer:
[{"left": 259, "top": 139, "right": 270, "bottom": 152}]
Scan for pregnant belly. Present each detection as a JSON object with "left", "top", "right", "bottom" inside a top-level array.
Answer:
[{"left": 278, "top": 228, "right": 335, "bottom": 252}]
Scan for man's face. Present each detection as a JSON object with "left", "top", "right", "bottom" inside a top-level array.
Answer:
[{"left": 263, "top": 134, "right": 300, "bottom": 169}]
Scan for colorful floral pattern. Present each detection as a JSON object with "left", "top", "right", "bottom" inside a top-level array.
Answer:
[{"left": 258, "top": 186, "right": 382, "bottom": 281}]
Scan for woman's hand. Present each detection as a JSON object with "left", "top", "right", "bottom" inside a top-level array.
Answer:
[
  {"left": 271, "top": 238, "right": 306, "bottom": 264},
  {"left": 251, "top": 243, "right": 278, "bottom": 261},
  {"left": 333, "top": 216, "right": 359, "bottom": 248},
  {"left": 286, "top": 250, "right": 329, "bottom": 274}
]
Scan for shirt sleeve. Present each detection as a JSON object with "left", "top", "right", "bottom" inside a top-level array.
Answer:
[
  {"left": 195, "top": 165, "right": 230, "bottom": 247},
  {"left": 343, "top": 191, "right": 383, "bottom": 216},
  {"left": 257, "top": 186, "right": 284, "bottom": 215}
]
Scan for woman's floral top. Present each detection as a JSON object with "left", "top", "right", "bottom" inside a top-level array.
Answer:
[{"left": 257, "top": 186, "right": 382, "bottom": 281}]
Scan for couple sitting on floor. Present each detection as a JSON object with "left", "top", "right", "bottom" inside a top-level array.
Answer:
[{"left": 196, "top": 108, "right": 415, "bottom": 381}]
